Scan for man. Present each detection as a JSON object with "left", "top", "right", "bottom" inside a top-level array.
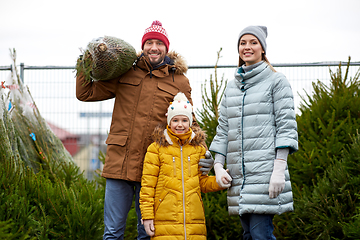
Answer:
[{"left": 76, "top": 20, "right": 213, "bottom": 239}]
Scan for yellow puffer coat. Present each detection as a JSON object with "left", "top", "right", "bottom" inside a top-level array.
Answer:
[{"left": 140, "top": 125, "right": 223, "bottom": 240}]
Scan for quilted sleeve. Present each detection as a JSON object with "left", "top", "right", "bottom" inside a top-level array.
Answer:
[
  {"left": 272, "top": 73, "right": 298, "bottom": 154},
  {"left": 209, "top": 89, "right": 229, "bottom": 156},
  {"left": 139, "top": 143, "right": 161, "bottom": 220}
]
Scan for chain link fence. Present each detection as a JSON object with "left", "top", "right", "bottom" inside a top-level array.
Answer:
[{"left": 1, "top": 61, "right": 360, "bottom": 178}]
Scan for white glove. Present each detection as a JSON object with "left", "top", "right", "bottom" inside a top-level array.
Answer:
[
  {"left": 142, "top": 219, "right": 155, "bottom": 237},
  {"left": 269, "top": 159, "right": 287, "bottom": 198},
  {"left": 199, "top": 151, "right": 214, "bottom": 175},
  {"left": 214, "top": 163, "right": 232, "bottom": 188}
]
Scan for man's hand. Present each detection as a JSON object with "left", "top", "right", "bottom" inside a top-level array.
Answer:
[
  {"left": 142, "top": 219, "right": 155, "bottom": 237},
  {"left": 214, "top": 163, "right": 232, "bottom": 188},
  {"left": 269, "top": 159, "right": 287, "bottom": 198},
  {"left": 199, "top": 151, "right": 214, "bottom": 175}
]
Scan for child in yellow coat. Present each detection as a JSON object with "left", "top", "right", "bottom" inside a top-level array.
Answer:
[{"left": 139, "top": 92, "right": 228, "bottom": 239}]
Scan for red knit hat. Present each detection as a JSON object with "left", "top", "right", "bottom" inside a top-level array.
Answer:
[{"left": 141, "top": 20, "right": 169, "bottom": 51}]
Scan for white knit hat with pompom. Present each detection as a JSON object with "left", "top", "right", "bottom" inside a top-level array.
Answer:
[{"left": 166, "top": 92, "right": 193, "bottom": 125}]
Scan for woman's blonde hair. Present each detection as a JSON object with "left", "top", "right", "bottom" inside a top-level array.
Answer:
[{"left": 238, "top": 53, "right": 276, "bottom": 72}]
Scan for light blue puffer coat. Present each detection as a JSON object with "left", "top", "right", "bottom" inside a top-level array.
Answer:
[{"left": 210, "top": 62, "right": 298, "bottom": 216}]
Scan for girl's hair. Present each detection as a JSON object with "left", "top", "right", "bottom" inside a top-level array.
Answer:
[{"left": 238, "top": 53, "right": 277, "bottom": 72}]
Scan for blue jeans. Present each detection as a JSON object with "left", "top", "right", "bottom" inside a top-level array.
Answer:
[
  {"left": 103, "top": 179, "right": 149, "bottom": 240},
  {"left": 240, "top": 214, "right": 276, "bottom": 240}
]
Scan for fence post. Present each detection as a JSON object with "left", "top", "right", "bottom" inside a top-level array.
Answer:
[{"left": 20, "top": 63, "right": 24, "bottom": 83}]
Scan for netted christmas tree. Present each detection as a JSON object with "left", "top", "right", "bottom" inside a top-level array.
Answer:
[
  {"left": 0, "top": 49, "right": 73, "bottom": 173},
  {"left": 75, "top": 36, "right": 137, "bottom": 82},
  {"left": 0, "top": 50, "right": 105, "bottom": 238}
]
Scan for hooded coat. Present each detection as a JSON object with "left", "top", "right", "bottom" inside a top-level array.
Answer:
[
  {"left": 139, "top": 126, "right": 222, "bottom": 240},
  {"left": 76, "top": 51, "right": 193, "bottom": 182},
  {"left": 210, "top": 62, "right": 298, "bottom": 216},
  {"left": 140, "top": 125, "right": 223, "bottom": 240}
]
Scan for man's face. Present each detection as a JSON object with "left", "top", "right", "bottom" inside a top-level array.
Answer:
[{"left": 143, "top": 39, "right": 167, "bottom": 66}]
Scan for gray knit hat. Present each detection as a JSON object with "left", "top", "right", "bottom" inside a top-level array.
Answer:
[{"left": 237, "top": 26, "right": 268, "bottom": 54}]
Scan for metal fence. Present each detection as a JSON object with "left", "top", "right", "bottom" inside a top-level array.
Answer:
[{"left": 1, "top": 61, "right": 360, "bottom": 178}]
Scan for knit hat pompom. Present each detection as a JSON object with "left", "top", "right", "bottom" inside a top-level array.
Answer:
[
  {"left": 141, "top": 20, "right": 170, "bottom": 51},
  {"left": 152, "top": 20, "right": 162, "bottom": 27},
  {"left": 167, "top": 92, "right": 193, "bottom": 125},
  {"left": 237, "top": 25, "right": 268, "bottom": 54}
]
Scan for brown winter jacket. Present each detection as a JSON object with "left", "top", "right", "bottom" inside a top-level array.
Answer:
[{"left": 76, "top": 51, "right": 193, "bottom": 182}]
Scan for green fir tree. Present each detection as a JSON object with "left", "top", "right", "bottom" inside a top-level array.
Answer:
[
  {"left": 196, "top": 48, "right": 227, "bottom": 148},
  {"left": 274, "top": 58, "right": 360, "bottom": 239},
  {"left": 289, "top": 57, "right": 360, "bottom": 188}
]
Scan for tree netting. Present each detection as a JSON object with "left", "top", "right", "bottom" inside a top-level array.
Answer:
[
  {"left": 0, "top": 49, "right": 73, "bottom": 173},
  {"left": 76, "top": 36, "right": 137, "bottom": 82}
]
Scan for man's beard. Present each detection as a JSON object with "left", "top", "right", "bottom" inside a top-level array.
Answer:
[
  {"left": 145, "top": 52, "right": 165, "bottom": 67},
  {"left": 149, "top": 58, "right": 163, "bottom": 67}
]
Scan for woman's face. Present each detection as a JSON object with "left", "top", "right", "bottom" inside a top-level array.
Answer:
[{"left": 238, "top": 34, "right": 264, "bottom": 66}]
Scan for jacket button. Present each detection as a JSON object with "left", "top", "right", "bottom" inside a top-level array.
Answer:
[{"left": 159, "top": 199, "right": 162, "bottom": 202}]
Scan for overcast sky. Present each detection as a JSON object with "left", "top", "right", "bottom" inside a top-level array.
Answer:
[{"left": 1, "top": 0, "right": 360, "bottom": 68}]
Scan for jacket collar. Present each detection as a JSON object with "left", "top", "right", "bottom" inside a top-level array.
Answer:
[
  {"left": 164, "top": 128, "right": 196, "bottom": 145},
  {"left": 151, "top": 124, "right": 205, "bottom": 147},
  {"left": 135, "top": 51, "right": 188, "bottom": 75},
  {"left": 234, "top": 61, "right": 270, "bottom": 88},
  {"left": 138, "top": 53, "right": 172, "bottom": 69},
  {"left": 233, "top": 62, "right": 271, "bottom": 91},
  {"left": 235, "top": 62, "right": 268, "bottom": 81}
]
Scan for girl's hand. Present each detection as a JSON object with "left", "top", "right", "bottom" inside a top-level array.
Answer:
[{"left": 142, "top": 219, "right": 155, "bottom": 236}]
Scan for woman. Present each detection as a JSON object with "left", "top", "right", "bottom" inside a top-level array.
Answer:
[{"left": 209, "top": 25, "right": 298, "bottom": 239}]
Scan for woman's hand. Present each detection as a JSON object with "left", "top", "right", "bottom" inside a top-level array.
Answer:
[
  {"left": 269, "top": 159, "right": 287, "bottom": 198},
  {"left": 214, "top": 163, "right": 232, "bottom": 188}
]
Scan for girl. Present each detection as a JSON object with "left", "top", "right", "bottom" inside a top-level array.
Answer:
[
  {"left": 210, "top": 25, "right": 298, "bottom": 239},
  {"left": 140, "top": 92, "right": 225, "bottom": 239}
]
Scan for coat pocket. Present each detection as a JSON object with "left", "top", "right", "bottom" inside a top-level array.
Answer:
[
  {"left": 189, "top": 191, "right": 205, "bottom": 221},
  {"left": 157, "top": 81, "right": 179, "bottom": 96},
  {"left": 105, "top": 133, "right": 128, "bottom": 146},
  {"left": 118, "top": 75, "right": 142, "bottom": 86},
  {"left": 154, "top": 190, "right": 178, "bottom": 222}
]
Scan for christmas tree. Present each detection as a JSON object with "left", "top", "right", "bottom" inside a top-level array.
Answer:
[
  {"left": 0, "top": 49, "right": 73, "bottom": 172},
  {"left": 0, "top": 49, "right": 105, "bottom": 238},
  {"left": 76, "top": 36, "right": 137, "bottom": 82}
]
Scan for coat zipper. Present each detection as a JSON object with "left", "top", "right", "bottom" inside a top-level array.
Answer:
[
  {"left": 241, "top": 91, "right": 246, "bottom": 190},
  {"left": 180, "top": 146, "right": 187, "bottom": 239}
]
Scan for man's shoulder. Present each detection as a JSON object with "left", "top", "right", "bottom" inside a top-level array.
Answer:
[{"left": 167, "top": 51, "right": 188, "bottom": 75}]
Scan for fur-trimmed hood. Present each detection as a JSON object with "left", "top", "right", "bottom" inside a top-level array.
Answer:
[
  {"left": 137, "top": 51, "right": 188, "bottom": 74},
  {"left": 151, "top": 124, "right": 206, "bottom": 147}
]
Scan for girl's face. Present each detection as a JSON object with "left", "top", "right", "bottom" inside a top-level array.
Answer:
[
  {"left": 169, "top": 115, "right": 190, "bottom": 134},
  {"left": 238, "top": 34, "right": 264, "bottom": 66}
]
